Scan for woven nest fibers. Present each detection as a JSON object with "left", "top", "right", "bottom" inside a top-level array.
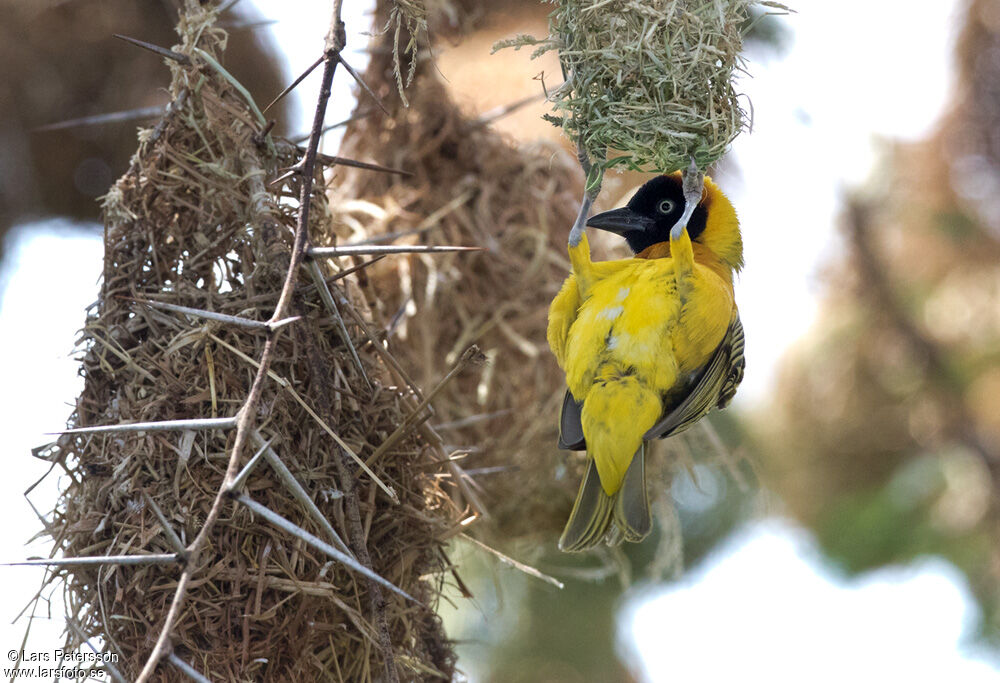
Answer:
[
  {"left": 36, "top": 16, "right": 457, "bottom": 683},
  {"left": 336, "top": 71, "right": 586, "bottom": 540},
  {"left": 497, "top": 0, "right": 777, "bottom": 174}
]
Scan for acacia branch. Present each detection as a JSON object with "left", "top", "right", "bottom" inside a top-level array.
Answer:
[{"left": 134, "top": 7, "right": 347, "bottom": 681}]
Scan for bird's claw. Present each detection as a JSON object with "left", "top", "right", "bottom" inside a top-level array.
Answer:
[{"left": 670, "top": 158, "right": 704, "bottom": 241}]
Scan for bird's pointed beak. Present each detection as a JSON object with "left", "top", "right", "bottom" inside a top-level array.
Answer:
[{"left": 585, "top": 207, "right": 655, "bottom": 236}]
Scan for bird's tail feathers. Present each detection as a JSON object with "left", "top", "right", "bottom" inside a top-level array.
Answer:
[
  {"left": 613, "top": 442, "right": 652, "bottom": 543},
  {"left": 559, "top": 445, "right": 652, "bottom": 552},
  {"left": 559, "top": 458, "right": 612, "bottom": 552}
]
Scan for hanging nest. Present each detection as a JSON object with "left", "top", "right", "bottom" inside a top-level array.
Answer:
[
  {"left": 496, "top": 0, "right": 786, "bottom": 180},
  {"left": 34, "top": 5, "right": 458, "bottom": 681},
  {"left": 334, "top": 7, "right": 583, "bottom": 542}
]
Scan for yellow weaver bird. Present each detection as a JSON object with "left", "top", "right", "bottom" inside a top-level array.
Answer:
[{"left": 547, "top": 171, "right": 745, "bottom": 551}]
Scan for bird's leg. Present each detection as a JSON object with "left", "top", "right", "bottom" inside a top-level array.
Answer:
[
  {"left": 569, "top": 136, "right": 599, "bottom": 247},
  {"left": 670, "top": 157, "right": 705, "bottom": 241},
  {"left": 568, "top": 191, "right": 593, "bottom": 247}
]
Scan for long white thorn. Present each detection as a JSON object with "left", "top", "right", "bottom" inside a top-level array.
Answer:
[
  {"left": 235, "top": 494, "right": 420, "bottom": 604},
  {"left": 6, "top": 554, "right": 181, "bottom": 567},
  {"left": 304, "top": 259, "right": 371, "bottom": 389},
  {"left": 308, "top": 244, "right": 482, "bottom": 257},
  {"left": 250, "top": 430, "right": 354, "bottom": 558},
  {"left": 167, "top": 653, "right": 213, "bottom": 683},
  {"left": 54, "top": 416, "right": 237, "bottom": 435}
]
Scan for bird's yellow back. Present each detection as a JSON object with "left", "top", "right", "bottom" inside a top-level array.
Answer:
[
  {"left": 548, "top": 232, "right": 733, "bottom": 495},
  {"left": 549, "top": 173, "right": 745, "bottom": 550}
]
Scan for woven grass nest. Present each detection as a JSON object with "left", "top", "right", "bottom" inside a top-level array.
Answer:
[
  {"left": 335, "top": 47, "right": 582, "bottom": 542},
  {"left": 497, "top": 0, "right": 785, "bottom": 181},
  {"left": 34, "top": 5, "right": 460, "bottom": 681}
]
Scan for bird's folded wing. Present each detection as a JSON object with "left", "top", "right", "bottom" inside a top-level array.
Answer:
[
  {"left": 714, "top": 310, "right": 746, "bottom": 410},
  {"left": 547, "top": 274, "right": 581, "bottom": 369},
  {"left": 643, "top": 311, "right": 745, "bottom": 441},
  {"left": 558, "top": 391, "right": 586, "bottom": 450}
]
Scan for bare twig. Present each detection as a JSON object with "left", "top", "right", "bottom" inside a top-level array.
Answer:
[
  {"left": 270, "top": 150, "right": 410, "bottom": 184},
  {"left": 53, "top": 417, "right": 237, "bottom": 435},
  {"left": 340, "top": 227, "right": 433, "bottom": 246},
  {"left": 229, "top": 433, "right": 271, "bottom": 490},
  {"left": 250, "top": 430, "right": 354, "bottom": 557},
  {"left": 434, "top": 409, "right": 511, "bottom": 431},
  {"left": 234, "top": 494, "right": 417, "bottom": 603},
  {"left": 124, "top": 89, "right": 188, "bottom": 179},
  {"left": 459, "top": 534, "right": 565, "bottom": 589},
  {"left": 167, "top": 653, "right": 212, "bottom": 683},
  {"left": 312, "top": 151, "right": 412, "bottom": 176},
  {"left": 304, "top": 259, "right": 371, "bottom": 390},
  {"left": 131, "top": 297, "right": 300, "bottom": 332},
  {"left": 142, "top": 492, "right": 187, "bottom": 557},
  {"left": 464, "top": 465, "right": 520, "bottom": 477},
  {"left": 469, "top": 93, "right": 544, "bottom": 128},
  {"left": 67, "top": 620, "right": 127, "bottom": 683},
  {"left": 289, "top": 108, "right": 375, "bottom": 144},
  {"left": 219, "top": 18, "right": 279, "bottom": 31},
  {"left": 320, "top": 254, "right": 387, "bottom": 283}
]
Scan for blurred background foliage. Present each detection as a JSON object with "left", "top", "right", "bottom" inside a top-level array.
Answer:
[
  {"left": 0, "top": 0, "right": 289, "bottom": 260},
  {"left": 759, "top": 0, "right": 1000, "bottom": 642},
  {"left": 428, "top": 0, "right": 1000, "bottom": 679}
]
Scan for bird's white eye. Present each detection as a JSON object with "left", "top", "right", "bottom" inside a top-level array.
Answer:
[{"left": 657, "top": 199, "right": 675, "bottom": 214}]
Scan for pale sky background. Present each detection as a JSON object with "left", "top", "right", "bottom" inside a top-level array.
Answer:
[{"left": 2, "top": 0, "right": 998, "bottom": 680}]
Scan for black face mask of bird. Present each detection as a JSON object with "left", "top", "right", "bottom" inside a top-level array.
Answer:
[{"left": 586, "top": 174, "right": 708, "bottom": 255}]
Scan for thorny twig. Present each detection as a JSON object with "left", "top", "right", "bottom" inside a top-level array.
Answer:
[{"left": 135, "top": 5, "right": 357, "bottom": 680}]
